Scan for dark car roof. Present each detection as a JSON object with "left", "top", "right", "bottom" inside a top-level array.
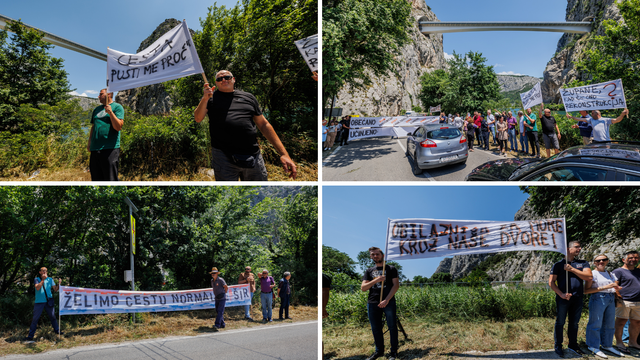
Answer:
[{"left": 465, "top": 142, "right": 640, "bottom": 181}]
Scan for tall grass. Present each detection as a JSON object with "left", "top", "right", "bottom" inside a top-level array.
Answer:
[{"left": 326, "top": 285, "right": 558, "bottom": 325}]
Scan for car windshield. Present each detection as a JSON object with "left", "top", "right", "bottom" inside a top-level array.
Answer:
[
  {"left": 427, "top": 128, "right": 460, "bottom": 140},
  {"left": 507, "top": 156, "right": 558, "bottom": 180}
]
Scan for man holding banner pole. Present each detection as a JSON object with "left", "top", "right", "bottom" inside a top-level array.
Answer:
[
  {"left": 549, "top": 241, "right": 592, "bottom": 357},
  {"left": 361, "top": 246, "right": 399, "bottom": 360},
  {"left": 194, "top": 70, "right": 297, "bottom": 180}
]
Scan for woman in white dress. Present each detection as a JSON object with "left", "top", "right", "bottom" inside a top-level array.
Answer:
[{"left": 584, "top": 254, "right": 624, "bottom": 358}]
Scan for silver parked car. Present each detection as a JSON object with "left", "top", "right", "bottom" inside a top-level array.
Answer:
[{"left": 406, "top": 124, "right": 468, "bottom": 174}]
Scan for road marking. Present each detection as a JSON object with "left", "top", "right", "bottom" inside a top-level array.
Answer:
[
  {"left": 7, "top": 321, "right": 318, "bottom": 357},
  {"left": 396, "top": 139, "right": 435, "bottom": 181},
  {"left": 322, "top": 146, "right": 342, "bottom": 166}
]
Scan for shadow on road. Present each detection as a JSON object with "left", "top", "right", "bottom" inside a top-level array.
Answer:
[{"left": 323, "top": 138, "right": 397, "bottom": 169}]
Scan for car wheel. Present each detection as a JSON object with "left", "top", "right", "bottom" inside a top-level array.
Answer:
[{"left": 412, "top": 152, "right": 423, "bottom": 175}]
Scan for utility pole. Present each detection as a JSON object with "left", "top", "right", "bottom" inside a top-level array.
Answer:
[{"left": 124, "top": 197, "right": 138, "bottom": 323}]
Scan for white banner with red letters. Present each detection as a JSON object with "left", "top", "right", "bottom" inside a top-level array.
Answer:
[
  {"left": 385, "top": 218, "right": 567, "bottom": 260},
  {"left": 59, "top": 284, "right": 251, "bottom": 315}
]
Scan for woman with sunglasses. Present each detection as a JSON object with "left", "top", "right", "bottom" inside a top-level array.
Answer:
[{"left": 584, "top": 255, "right": 624, "bottom": 358}]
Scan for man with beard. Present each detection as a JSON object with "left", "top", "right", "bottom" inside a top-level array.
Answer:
[
  {"left": 613, "top": 250, "right": 640, "bottom": 354},
  {"left": 361, "top": 247, "right": 399, "bottom": 360}
]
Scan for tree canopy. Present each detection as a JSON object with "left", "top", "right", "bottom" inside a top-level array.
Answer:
[
  {"left": 570, "top": 0, "right": 640, "bottom": 140},
  {"left": 0, "top": 186, "right": 317, "bottom": 304},
  {"left": 419, "top": 51, "right": 502, "bottom": 115},
  {"left": 322, "top": 245, "right": 358, "bottom": 278},
  {"left": 322, "top": 0, "right": 412, "bottom": 107},
  {"left": 0, "top": 19, "right": 72, "bottom": 132}
]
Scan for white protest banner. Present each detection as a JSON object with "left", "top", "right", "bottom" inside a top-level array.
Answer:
[
  {"left": 520, "top": 82, "right": 542, "bottom": 109},
  {"left": 107, "top": 20, "right": 204, "bottom": 92},
  {"left": 560, "top": 79, "right": 627, "bottom": 111},
  {"left": 294, "top": 34, "right": 318, "bottom": 72},
  {"left": 349, "top": 117, "right": 384, "bottom": 129},
  {"left": 60, "top": 284, "right": 250, "bottom": 315},
  {"left": 429, "top": 105, "right": 441, "bottom": 113},
  {"left": 393, "top": 127, "right": 417, "bottom": 137},
  {"left": 579, "top": 148, "right": 640, "bottom": 160},
  {"left": 385, "top": 218, "right": 566, "bottom": 261},
  {"left": 348, "top": 127, "right": 396, "bottom": 141}
]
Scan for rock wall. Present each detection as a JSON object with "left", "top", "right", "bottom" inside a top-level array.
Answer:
[
  {"left": 333, "top": 0, "right": 446, "bottom": 116},
  {"left": 72, "top": 95, "right": 100, "bottom": 111},
  {"left": 115, "top": 19, "right": 193, "bottom": 115},
  {"left": 541, "top": 0, "right": 623, "bottom": 103},
  {"left": 496, "top": 75, "right": 541, "bottom": 93}
]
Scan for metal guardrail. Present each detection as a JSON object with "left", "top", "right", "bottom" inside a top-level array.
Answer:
[
  {"left": 0, "top": 13, "right": 107, "bottom": 61},
  {"left": 418, "top": 21, "right": 592, "bottom": 34}
]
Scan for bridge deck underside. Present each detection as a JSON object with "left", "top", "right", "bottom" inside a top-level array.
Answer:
[{"left": 419, "top": 22, "right": 591, "bottom": 34}]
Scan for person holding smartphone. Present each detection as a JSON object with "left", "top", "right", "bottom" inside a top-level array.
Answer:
[{"left": 24, "top": 267, "right": 63, "bottom": 341}]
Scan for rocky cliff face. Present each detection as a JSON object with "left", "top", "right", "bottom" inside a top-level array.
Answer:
[
  {"left": 115, "top": 19, "right": 191, "bottom": 115},
  {"left": 333, "top": 0, "right": 447, "bottom": 116},
  {"left": 496, "top": 75, "right": 541, "bottom": 93},
  {"left": 71, "top": 95, "right": 100, "bottom": 111},
  {"left": 541, "top": 0, "right": 623, "bottom": 103}
]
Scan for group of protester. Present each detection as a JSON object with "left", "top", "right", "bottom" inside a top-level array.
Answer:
[
  {"left": 322, "top": 244, "right": 640, "bottom": 360},
  {"left": 322, "top": 115, "right": 352, "bottom": 151},
  {"left": 550, "top": 244, "right": 639, "bottom": 358},
  {"left": 454, "top": 106, "right": 629, "bottom": 159},
  {"left": 23, "top": 265, "right": 294, "bottom": 341},
  {"left": 89, "top": 69, "right": 298, "bottom": 181}
]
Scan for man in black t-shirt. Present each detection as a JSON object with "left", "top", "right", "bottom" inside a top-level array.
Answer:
[
  {"left": 538, "top": 105, "right": 561, "bottom": 158},
  {"left": 361, "top": 247, "right": 399, "bottom": 360},
  {"left": 339, "top": 116, "right": 351, "bottom": 146},
  {"left": 613, "top": 251, "right": 640, "bottom": 351},
  {"left": 194, "top": 70, "right": 296, "bottom": 181},
  {"left": 549, "top": 241, "right": 593, "bottom": 357}
]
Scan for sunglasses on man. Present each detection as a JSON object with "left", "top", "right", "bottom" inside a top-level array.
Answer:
[{"left": 216, "top": 75, "right": 233, "bottom": 82}]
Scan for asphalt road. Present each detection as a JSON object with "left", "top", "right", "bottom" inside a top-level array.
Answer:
[
  {"left": 322, "top": 137, "right": 506, "bottom": 181},
  {"left": 5, "top": 321, "right": 318, "bottom": 360}
]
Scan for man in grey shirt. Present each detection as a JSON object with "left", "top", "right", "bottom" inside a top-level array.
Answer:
[{"left": 210, "top": 267, "right": 229, "bottom": 329}]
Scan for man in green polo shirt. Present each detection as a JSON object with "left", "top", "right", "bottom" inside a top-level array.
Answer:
[
  {"left": 87, "top": 88, "right": 124, "bottom": 181},
  {"left": 23, "top": 267, "right": 62, "bottom": 341}
]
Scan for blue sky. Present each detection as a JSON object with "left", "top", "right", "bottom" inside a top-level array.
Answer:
[
  {"left": 322, "top": 186, "right": 530, "bottom": 280},
  {"left": 427, "top": 0, "right": 568, "bottom": 77},
  {"left": 1, "top": 0, "right": 244, "bottom": 98}
]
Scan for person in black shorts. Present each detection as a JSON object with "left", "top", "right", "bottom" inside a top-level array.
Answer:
[
  {"left": 361, "top": 247, "right": 399, "bottom": 360},
  {"left": 194, "top": 70, "right": 296, "bottom": 180}
]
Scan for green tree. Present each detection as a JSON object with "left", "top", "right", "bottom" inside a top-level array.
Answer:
[
  {"left": 419, "top": 52, "right": 501, "bottom": 115},
  {"left": 412, "top": 275, "right": 430, "bottom": 284},
  {"left": 429, "top": 273, "right": 452, "bottom": 283},
  {"left": 322, "top": 0, "right": 412, "bottom": 107},
  {"left": 570, "top": 0, "right": 640, "bottom": 140},
  {"left": 0, "top": 19, "right": 72, "bottom": 132},
  {"left": 322, "top": 245, "right": 358, "bottom": 278}
]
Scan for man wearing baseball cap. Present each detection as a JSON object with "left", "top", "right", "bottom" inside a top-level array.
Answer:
[{"left": 210, "top": 267, "right": 228, "bottom": 329}]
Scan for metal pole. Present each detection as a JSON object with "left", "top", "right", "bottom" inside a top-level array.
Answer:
[{"left": 124, "top": 197, "right": 138, "bottom": 324}]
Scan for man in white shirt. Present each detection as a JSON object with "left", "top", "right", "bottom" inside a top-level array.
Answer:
[{"left": 568, "top": 108, "right": 629, "bottom": 142}]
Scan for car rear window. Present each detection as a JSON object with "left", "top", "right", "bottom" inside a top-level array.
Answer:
[{"left": 427, "top": 128, "right": 461, "bottom": 140}]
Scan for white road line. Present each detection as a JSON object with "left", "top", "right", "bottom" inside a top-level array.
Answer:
[
  {"left": 396, "top": 139, "right": 435, "bottom": 181},
  {"left": 322, "top": 146, "right": 342, "bottom": 166}
]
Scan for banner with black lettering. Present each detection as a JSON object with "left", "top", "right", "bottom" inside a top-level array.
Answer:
[
  {"left": 385, "top": 218, "right": 567, "bottom": 261},
  {"left": 294, "top": 34, "right": 318, "bottom": 72},
  {"left": 59, "top": 284, "right": 251, "bottom": 315},
  {"left": 348, "top": 127, "right": 396, "bottom": 141},
  {"left": 107, "top": 20, "right": 204, "bottom": 92},
  {"left": 520, "top": 82, "right": 542, "bottom": 109},
  {"left": 560, "top": 79, "right": 626, "bottom": 111},
  {"left": 349, "top": 116, "right": 439, "bottom": 129}
]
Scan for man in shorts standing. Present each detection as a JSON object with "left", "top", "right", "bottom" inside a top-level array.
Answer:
[
  {"left": 613, "top": 251, "right": 640, "bottom": 353},
  {"left": 539, "top": 105, "right": 561, "bottom": 157}
]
